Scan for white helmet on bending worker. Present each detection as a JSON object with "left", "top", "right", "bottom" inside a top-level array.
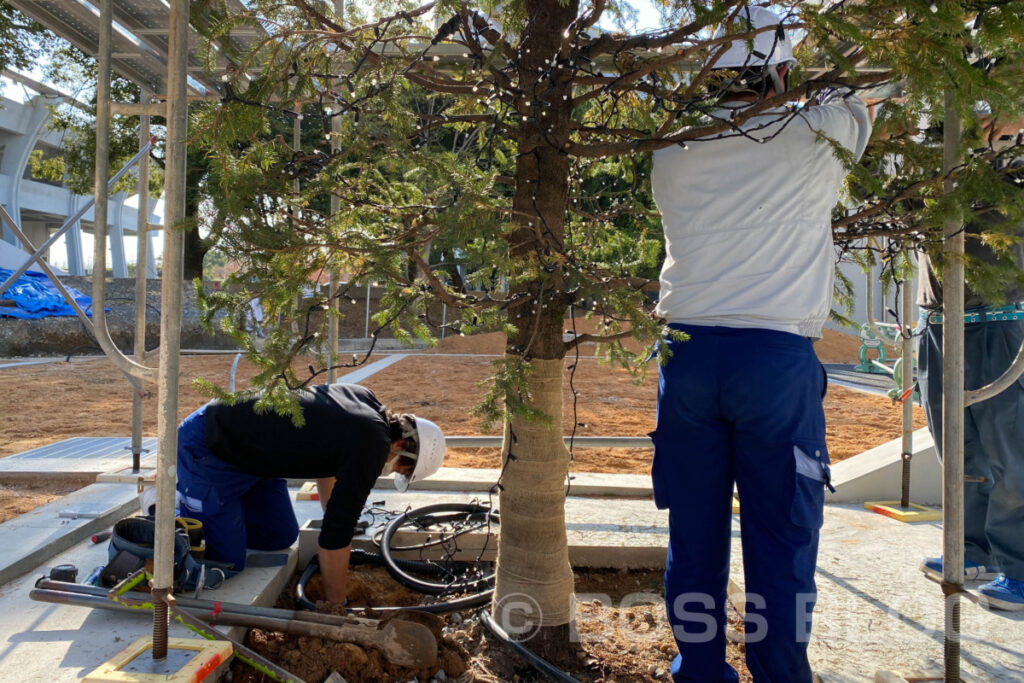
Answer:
[
  {"left": 709, "top": 5, "right": 797, "bottom": 96},
  {"left": 392, "top": 414, "right": 445, "bottom": 492}
]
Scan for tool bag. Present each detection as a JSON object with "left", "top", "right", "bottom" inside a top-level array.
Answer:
[{"left": 108, "top": 516, "right": 231, "bottom": 592}]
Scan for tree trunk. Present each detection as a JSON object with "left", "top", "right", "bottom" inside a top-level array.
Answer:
[
  {"left": 182, "top": 158, "right": 209, "bottom": 281},
  {"left": 493, "top": 0, "right": 579, "bottom": 659}
]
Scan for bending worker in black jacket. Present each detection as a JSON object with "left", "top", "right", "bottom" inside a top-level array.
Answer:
[{"left": 175, "top": 383, "right": 445, "bottom": 603}]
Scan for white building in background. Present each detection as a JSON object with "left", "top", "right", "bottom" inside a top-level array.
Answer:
[{"left": 0, "top": 83, "right": 163, "bottom": 278}]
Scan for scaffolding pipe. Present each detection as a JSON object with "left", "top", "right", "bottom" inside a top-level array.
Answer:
[
  {"left": 92, "top": 0, "right": 158, "bottom": 387},
  {"left": 900, "top": 277, "right": 914, "bottom": 508},
  {"left": 150, "top": 0, "right": 189, "bottom": 660},
  {"left": 965, "top": 340, "right": 1024, "bottom": 406},
  {"left": 0, "top": 140, "right": 155, "bottom": 298},
  {"left": 0, "top": 206, "right": 100, "bottom": 337},
  {"left": 132, "top": 89, "right": 152, "bottom": 473},
  {"left": 864, "top": 263, "right": 898, "bottom": 350},
  {"left": 940, "top": 89, "right": 964, "bottom": 683},
  {"left": 326, "top": 0, "right": 344, "bottom": 384}
]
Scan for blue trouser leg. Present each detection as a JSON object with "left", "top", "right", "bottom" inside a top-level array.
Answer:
[
  {"left": 655, "top": 326, "right": 826, "bottom": 682},
  {"left": 919, "top": 320, "right": 1024, "bottom": 576},
  {"left": 176, "top": 405, "right": 298, "bottom": 570},
  {"left": 244, "top": 478, "right": 299, "bottom": 551},
  {"left": 656, "top": 336, "right": 736, "bottom": 682},
  {"left": 733, "top": 435, "right": 821, "bottom": 682},
  {"left": 919, "top": 324, "right": 994, "bottom": 565},
  {"left": 726, "top": 332, "right": 825, "bottom": 682}
]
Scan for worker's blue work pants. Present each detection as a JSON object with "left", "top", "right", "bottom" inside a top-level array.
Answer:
[
  {"left": 176, "top": 406, "right": 299, "bottom": 570},
  {"left": 918, "top": 319, "right": 1024, "bottom": 581},
  {"left": 653, "top": 325, "right": 829, "bottom": 682}
]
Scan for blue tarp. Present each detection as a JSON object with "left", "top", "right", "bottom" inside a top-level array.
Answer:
[{"left": 0, "top": 268, "right": 93, "bottom": 320}]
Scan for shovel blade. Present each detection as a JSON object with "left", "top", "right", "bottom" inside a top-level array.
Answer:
[{"left": 382, "top": 620, "right": 438, "bottom": 668}]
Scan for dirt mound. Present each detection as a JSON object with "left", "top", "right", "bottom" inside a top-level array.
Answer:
[
  {"left": 233, "top": 566, "right": 753, "bottom": 683},
  {"left": 235, "top": 566, "right": 470, "bottom": 683}
]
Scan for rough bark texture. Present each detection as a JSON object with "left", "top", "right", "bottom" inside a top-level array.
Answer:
[
  {"left": 183, "top": 163, "right": 210, "bottom": 281},
  {"left": 494, "top": 0, "right": 580, "bottom": 652}
]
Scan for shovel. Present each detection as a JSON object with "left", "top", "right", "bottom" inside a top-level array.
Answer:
[
  {"left": 32, "top": 581, "right": 437, "bottom": 669},
  {"left": 200, "top": 611, "right": 438, "bottom": 668}
]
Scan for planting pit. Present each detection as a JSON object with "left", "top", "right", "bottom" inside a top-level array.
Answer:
[{"left": 229, "top": 565, "right": 752, "bottom": 683}]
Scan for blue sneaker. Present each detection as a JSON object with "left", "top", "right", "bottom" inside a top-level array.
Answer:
[
  {"left": 920, "top": 556, "right": 1000, "bottom": 581},
  {"left": 978, "top": 575, "right": 1024, "bottom": 612}
]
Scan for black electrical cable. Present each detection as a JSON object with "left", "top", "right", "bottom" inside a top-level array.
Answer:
[
  {"left": 294, "top": 552, "right": 494, "bottom": 613},
  {"left": 379, "top": 503, "right": 498, "bottom": 595},
  {"left": 478, "top": 608, "right": 581, "bottom": 683}
]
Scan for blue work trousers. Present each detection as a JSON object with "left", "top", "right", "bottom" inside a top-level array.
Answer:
[
  {"left": 176, "top": 406, "right": 299, "bottom": 570},
  {"left": 918, "top": 319, "right": 1024, "bottom": 580},
  {"left": 653, "top": 325, "right": 830, "bottom": 682}
]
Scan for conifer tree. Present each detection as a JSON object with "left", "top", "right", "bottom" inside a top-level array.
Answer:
[{"left": 194, "top": 0, "right": 1024, "bottom": 653}]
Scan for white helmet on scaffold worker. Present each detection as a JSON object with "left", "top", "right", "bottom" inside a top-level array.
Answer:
[
  {"left": 710, "top": 5, "right": 796, "bottom": 96},
  {"left": 394, "top": 415, "right": 446, "bottom": 492}
]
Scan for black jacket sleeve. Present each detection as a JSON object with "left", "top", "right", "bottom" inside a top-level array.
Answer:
[{"left": 318, "top": 442, "right": 388, "bottom": 550}]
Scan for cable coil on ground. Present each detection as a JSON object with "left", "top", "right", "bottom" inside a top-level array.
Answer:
[{"left": 295, "top": 502, "right": 498, "bottom": 613}]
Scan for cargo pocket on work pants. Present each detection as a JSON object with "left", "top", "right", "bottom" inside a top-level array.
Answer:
[
  {"left": 791, "top": 441, "right": 832, "bottom": 529},
  {"left": 178, "top": 480, "right": 222, "bottom": 518}
]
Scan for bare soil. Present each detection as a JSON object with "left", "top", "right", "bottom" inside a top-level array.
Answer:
[
  {"left": 0, "top": 328, "right": 923, "bottom": 523},
  {"left": 233, "top": 566, "right": 752, "bottom": 683},
  {"left": 0, "top": 480, "right": 86, "bottom": 524},
  {"left": 0, "top": 328, "right": 922, "bottom": 468},
  {"left": 0, "top": 328, "right": 908, "bottom": 681}
]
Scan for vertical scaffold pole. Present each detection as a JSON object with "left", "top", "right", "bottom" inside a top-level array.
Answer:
[
  {"left": 900, "top": 276, "right": 914, "bottom": 508},
  {"left": 940, "top": 89, "right": 965, "bottom": 683},
  {"left": 326, "top": 0, "right": 345, "bottom": 384},
  {"left": 94, "top": 0, "right": 113, "bottom": 332},
  {"left": 151, "top": 0, "right": 189, "bottom": 660},
  {"left": 131, "top": 89, "right": 151, "bottom": 473}
]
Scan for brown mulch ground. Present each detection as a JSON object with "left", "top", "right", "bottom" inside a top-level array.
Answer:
[
  {"left": 0, "top": 328, "right": 908, "bottom": 683},
  {"left": 0, "top": 327, "right": 925, "bottom": 468},
  {"left": 0, "top": 480, "right": 88, "bottom": 524}
]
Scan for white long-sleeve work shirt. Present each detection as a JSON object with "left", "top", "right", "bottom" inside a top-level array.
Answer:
[{"left": 652, "top": 96, "right": 871, "bottom": 339}]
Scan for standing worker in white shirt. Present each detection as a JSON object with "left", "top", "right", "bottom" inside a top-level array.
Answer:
[{"left": 650, "top": 7, "right": 872, "bottom": 681}]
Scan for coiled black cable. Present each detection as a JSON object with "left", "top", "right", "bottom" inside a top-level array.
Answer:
[
  {"left": 295, "top": 503, "right": 498, "bottom": 612},
  {"left": 379, "top": 503, "right": 498, "bottom": 595}
]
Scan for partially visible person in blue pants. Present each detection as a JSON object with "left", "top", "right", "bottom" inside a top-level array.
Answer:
[
  {"left": 655, "top": 327, "right": 831, "bottom": 681},
  {"left": 175, "top": 382, "right": 446, "bottom": 604},
  {"left": 650, "top": 7, "right": 870, "bottom": 680},
  {"left": 177, "top": 407, "right": 301, "bottom": 572},
  {"left": 916, "top": 222, "right": 1024, "bottom": 611}
]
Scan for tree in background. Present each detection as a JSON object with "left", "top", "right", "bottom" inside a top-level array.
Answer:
[
  {"left": 0, "top": 1, "right": 57, "bottom": 77},
  {"left": 194, "top": 0, "right": 1024, "bottom": 657}
]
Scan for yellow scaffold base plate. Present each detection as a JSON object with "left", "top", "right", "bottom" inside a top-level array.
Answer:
[
  {"left": 297, "top": 481, "right": 319, "bottom": 500},
  {"left": 732, "top": 497, "right": 740, "bottom": 515},
  {"left": 863, "top": 501, "right": 941, "bottom": 523},
  {"left": 84, "top": 637, "right": 232, "bottom": 683}
]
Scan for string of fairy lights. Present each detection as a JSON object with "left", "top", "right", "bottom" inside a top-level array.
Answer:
[{"left": 203, "top": 3, "right": 1024, "bottom": 492}]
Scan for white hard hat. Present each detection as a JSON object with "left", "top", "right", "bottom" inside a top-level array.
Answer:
[
  {"left": 711, "top": 6, "right": 796, "bottom": 71},
  {"left": 394, "top": 416, "right": 445, "bottom": 492}
]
